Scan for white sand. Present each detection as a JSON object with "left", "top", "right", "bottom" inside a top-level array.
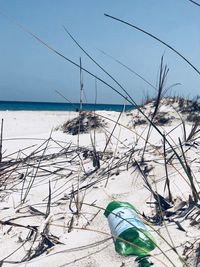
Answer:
[{"left": 0, "top": 104, "right": 199, "bottom": 267}]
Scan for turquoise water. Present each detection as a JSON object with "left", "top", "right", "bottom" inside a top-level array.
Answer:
[{"left": 0, "top": 101, "right": 134, "bottom": 112}]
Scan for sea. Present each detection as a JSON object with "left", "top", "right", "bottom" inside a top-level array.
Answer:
[{"left": 0, "top": 101, "right": 134, "bottom": 112}]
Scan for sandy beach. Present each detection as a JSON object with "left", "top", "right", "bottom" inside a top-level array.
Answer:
[
  {"left": 0, "top": 99, "right": 200, "bottom": 267},
  {"left": 1, "top": 1, "right": 200, "bottom": 266}
]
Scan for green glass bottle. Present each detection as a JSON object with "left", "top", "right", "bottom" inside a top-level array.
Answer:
[{"left": 104, "top": 201, "right": 156, "bottom": 267}]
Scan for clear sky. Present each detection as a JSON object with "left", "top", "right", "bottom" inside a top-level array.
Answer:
[{"left": 0, "top": 0, "right": 200, "bottom": 104}]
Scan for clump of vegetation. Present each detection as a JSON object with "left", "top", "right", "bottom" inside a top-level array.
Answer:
[
  {"left": 172, "top": 96, "right": 200, "bottom": 122},
  {"left": 133, "top": 96, "right": 200, "bottom": 126},
  {"left": 60, "top": 111, "right": 107, "bottom": 135},
  {"left": 154, "top": 112, "right": 171, "bottom": 125},
  {"left": 133, "top": 111, "right": 171, "bottom": 126},
  {"left": 133, "top": 100, "right": 174, "bottom": 126},
  {"left": 186, "top": 113, "right": 200, "bottom": 123},
  {"left": 134, "top": 118, "right": 147, "bottom": 126},
  {"left": 177, "top": 96, "right": 200, "bottom": 113}
]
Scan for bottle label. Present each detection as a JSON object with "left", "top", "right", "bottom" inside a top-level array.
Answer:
[{"left": 107, "top": 207, "right": 146, "bottom": 239}]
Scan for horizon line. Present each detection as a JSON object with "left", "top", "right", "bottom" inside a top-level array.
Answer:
[{"left": 0, "top": 99, "right": 134, "bottom": 106}]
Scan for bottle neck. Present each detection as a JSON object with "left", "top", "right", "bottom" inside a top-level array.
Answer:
[{"left": 136, "top": 256, "right": 153, "bottom": 267}]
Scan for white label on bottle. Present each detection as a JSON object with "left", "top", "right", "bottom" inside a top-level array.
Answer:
[{"left": 107, "top": 207, "right": 146, "bottom": 239}]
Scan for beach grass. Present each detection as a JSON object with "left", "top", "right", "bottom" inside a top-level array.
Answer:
[{"left": 1, "top": 9, "right": 200, "bottom": 267}]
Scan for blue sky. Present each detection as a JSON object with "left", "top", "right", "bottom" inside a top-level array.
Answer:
[{"left": 0, "top": 0, "right": 200, "bottom": 104}]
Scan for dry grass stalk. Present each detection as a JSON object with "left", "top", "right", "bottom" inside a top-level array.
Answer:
[
  {"left": 141, "top": 56, "right": 168, "bottom": 161},
  {"left": 163, "top": 135, "right": 172, "bottom": 202},
  {"left": 0, "top": 119, "right": 4, "bottom": 163}
]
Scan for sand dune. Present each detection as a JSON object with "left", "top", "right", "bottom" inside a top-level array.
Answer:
[{"left": 0, "top": 99, "right": 200, "bottom": 267}]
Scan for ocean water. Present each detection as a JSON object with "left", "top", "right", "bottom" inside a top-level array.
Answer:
[{"left": 0, "top": 101, "right": 134, "bottom": 112}]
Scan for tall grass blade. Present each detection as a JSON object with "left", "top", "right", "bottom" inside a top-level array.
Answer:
[
  {"left": 79, "top": 57, "right": 83, "bottom": 113},
  {"left": 163, "top": 135, "right": 172, "bottom": 202},
  {"left": 141, "top": 56, "right": 168, "bottom": 160},
  {"left": 0, "top": 119, "right": 4, "bottom": 163},
  {"left": 178, "top": 138, "right": 199, "bottom": 202},
  {"left": 188, "top": 0, "right": 200, "bottom": 7},
  {"left": 97, "top": 48, "right": 156, "bottom": 90},
  {"left": 104, "top": 13, "right": 200, "bottom": 76}
]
